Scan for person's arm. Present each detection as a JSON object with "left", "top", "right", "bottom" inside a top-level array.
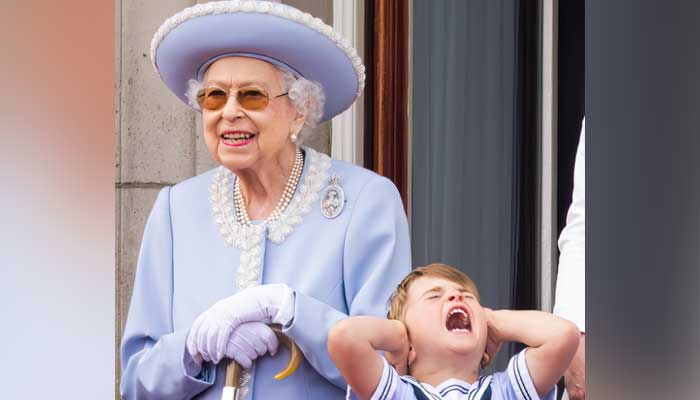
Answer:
[
  {"left": 328, "top": 317, "right": 409, "bottom": 400},
  {"left": 120, "top": 188, "right": 216, "bottom": 400},
  {"left": 486, "top": 309, "right": 580, "bottom": 398},
  {"left": 554, "top": 124, "right": 585, "bottom": 332},
  {"left": 554, "top": 120, "right": 586, "bottom": 399},
  {"left": 282, "top": 175, "right": 412, "bottom": 389}
]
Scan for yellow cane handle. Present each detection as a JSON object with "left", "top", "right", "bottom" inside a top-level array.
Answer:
[
  {"left": 222, "top": 323, "right": 302, "bottom": 395},
  {"left": 270, "top": 324, "right": 302, "bottom": 381}
]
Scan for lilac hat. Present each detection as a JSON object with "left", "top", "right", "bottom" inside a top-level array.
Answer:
[{"left": 150, "top": 0, "right": 366, "bottom": 121}]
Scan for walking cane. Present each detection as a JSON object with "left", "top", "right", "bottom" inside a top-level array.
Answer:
[{"left": 221, "top": 324, "right": 302, "bottom": 400}]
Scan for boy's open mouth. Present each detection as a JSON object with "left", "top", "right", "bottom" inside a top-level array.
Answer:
[{"left": 445, "top": 306, "right": 471, "bottom": 333}]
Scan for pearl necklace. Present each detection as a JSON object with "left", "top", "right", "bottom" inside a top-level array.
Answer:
[{"left": 234, "top": 147, "right": 304, "bottom": 226}]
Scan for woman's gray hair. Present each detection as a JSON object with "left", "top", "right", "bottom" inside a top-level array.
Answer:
[{"left": 185, "top": 67, "right": 326, "bottom": 146}]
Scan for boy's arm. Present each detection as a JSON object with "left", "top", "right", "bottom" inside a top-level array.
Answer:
[
  {"left": 328, "top": 316, "right": 409, "bottom": 400},
  {"left": 486, "top": 309, "right": 580, "bottom": 398}
]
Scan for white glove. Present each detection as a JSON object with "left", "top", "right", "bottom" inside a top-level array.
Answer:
[
  {"left": 224, "top": 322, "right": 280, "bottom": 369},
  {"left": 186, "top": 283, "right": 295, "bottom": 364}
]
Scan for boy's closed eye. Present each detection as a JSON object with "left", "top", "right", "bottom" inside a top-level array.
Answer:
[
  {"left": 423, "top": 291, "right": 442, "bottom": 301},
  {"left": 421, "top": 286, "right": 474, "bottom": 301}
]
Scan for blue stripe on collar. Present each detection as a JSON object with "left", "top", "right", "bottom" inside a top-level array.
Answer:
[
  {"left": 399, "top": 376, "right": 441, "bottom": 400},
  {"left": 400, "top": 375, "right": 494, "bottom": 400},
  {"left": 440, "top": 384, "right": 471, "bottom": 395}
]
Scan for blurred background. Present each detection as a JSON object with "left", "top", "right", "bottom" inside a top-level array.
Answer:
[{"left": 0, "top": 1, "right": 115, "bottom": 399}]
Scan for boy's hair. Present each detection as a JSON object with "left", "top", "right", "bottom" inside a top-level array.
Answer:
[{"left": 387, "top": 263, "right": 480, "bottom": 321}]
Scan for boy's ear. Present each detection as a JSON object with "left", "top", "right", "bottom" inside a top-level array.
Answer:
[
  {"left": 480, "top": 353, "right": 491, "bottom": 369},
  {"left": 407, "top": 345, "right": 417, "bottom": 367}
]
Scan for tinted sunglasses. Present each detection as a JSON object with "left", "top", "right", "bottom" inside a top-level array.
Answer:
[{"left": 196, "top": 86, "right": 289, "bottom": 111}]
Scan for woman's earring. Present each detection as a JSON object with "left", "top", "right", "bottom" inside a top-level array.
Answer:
[{"left": 290, "top": 132, "right": 298, "bottom": 143}]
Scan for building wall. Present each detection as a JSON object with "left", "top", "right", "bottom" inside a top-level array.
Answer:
[{"left": 114, "top": 0, "right": 332, "bottom": 395}]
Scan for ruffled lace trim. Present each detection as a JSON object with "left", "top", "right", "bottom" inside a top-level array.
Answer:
[{"left": 209, "top": 147, "right": 331, "bottom": 289}]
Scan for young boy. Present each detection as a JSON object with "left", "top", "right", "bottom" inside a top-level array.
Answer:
[{"left": 328, "top": 263, "right": 580, "bottom": 400}]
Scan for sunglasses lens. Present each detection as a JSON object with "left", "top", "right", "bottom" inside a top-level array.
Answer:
[
  {"left": 238, "top": 89, "right": 269, "bottom": 110},
  {"left": 197, "top": 87, "right": 274, "bottom": 111},
  {"left": 200, "top": 88, "right": 228, "bottom": 110}
]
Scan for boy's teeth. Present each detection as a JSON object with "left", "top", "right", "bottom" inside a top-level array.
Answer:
[{"left": 446, "top": 308, "right": 471, "bottom": 332}]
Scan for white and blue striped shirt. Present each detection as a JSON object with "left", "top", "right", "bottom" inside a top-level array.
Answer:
[{"left": 346, "top": 350, "right": 556, "bottom": 400}]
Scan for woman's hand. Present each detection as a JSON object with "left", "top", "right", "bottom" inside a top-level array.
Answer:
[
  {"left": 225, "top": 322, "right": 280, "bottom": 369},
  {"left": 186, "top": 284, "right": 294, "bottom": 364}
]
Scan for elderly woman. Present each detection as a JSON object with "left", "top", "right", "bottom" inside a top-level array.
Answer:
[{"left": 119, "top": 1, "right": 411, "bottom": 400}]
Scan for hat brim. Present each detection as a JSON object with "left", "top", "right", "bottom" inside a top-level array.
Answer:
[{"left": 153, "top": 2, "right": 363, "bottom": 121}]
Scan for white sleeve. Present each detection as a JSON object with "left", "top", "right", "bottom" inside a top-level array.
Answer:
[
  {"left": 553, "top": 118, "right": 586, "bottom": 332},
  {"left": 502, "top": 349, "right": 556, "bottom": 400},
  {"left": 345, "top": 357, "right": 416, "bottom": 400}
]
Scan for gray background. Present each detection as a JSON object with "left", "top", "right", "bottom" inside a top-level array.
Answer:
[{"left": 411, "top": 0, "right": 520, "bottom": 371}]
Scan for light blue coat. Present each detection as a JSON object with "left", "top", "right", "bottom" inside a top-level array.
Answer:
[{"left": 120, "top": 148, "right": 412, "bottom": 399}]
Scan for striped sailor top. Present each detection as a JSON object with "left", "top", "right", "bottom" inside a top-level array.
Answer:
[{"left": 346, "top": 350, "right": 556, "bottom": 400}]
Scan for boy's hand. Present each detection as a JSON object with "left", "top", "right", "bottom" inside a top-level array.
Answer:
[
  {"left": 329, "top": 317, "right": 411, "bottom": 400},
  {"left": 483, "top": 309, "right": 580, "bottom": 398},
  {"left": 384, "top": 320, "right": 410, "bottom": 375},
  {"left": 482, "top": 308, "right": 504, "bottom": 368}
]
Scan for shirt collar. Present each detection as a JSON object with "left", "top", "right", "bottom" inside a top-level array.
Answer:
[{"left": 435, "top": 378, "right": 474, "bottom": 396}]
